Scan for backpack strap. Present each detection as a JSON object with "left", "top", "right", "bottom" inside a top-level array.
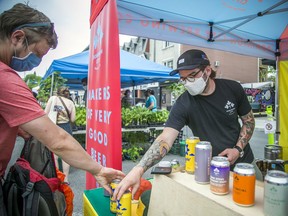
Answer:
[
  {"left": 7, "top": 183, "right": 20, "bottom": 216},
  {"left": 0, "top": 177, "right": 8, "bottom": 216},
  {"left": 58, "top": 96, "right": 71, "bottom": 120}
]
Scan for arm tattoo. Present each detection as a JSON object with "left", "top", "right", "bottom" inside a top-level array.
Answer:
[
  {"left": 136, "top": 139, "right": 171, "bottom": 172},
  {"left": 238, "top": 110, "right": 255, "bottom": 149}
]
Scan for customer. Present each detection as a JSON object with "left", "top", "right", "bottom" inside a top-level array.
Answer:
[
  {"left": 45, "top": 87, "right": 76, "bottom": 183},
  {"left": 0, "top": 3, "right": 124, "bottom": 212},
  {"left": 113, "top": 49, "right": 262, "bottom": 200},
  {"left": 121, "top": 89, "right": 133, "bottom": 108},
  {"left": 81, "top": 77, "right": 88, "bottom": 106},
  {"left": 144, "top": 89, "right": 157, "bottom": 112}
]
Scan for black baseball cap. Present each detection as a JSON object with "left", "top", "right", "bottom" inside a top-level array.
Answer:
[{"left": 170, "top": 49, "right": 210, "bottom": 76}]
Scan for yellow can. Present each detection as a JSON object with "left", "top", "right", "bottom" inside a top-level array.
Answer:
[
  {"left": 110, "top": 200, "right": 117, "bottom": 213},
  {"left": 110, "top": 179, "right": 121, "bottom": 213},
  {"left": 185, "top": 136, "right": 200, "bottom": 174},
  {"left": 116, "top": 190, "right": 132, "bottom": 216}
]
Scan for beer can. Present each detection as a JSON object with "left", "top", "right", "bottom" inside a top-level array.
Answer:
[
  {"left": 264, "top": 170, "right": 288, "bottom": 216},
  {"left": 233, "top": 163, "right": 256, "bottom": 206},
  {"left": 210, "top": 156, "right": 230, "bottom": 195},
  {"left": 116, "top": 190, "right": 132, "bottom": 216},
  {"left": 264, "top": 145, "right": 283, "bottom": 160},
  {"left": 171, "top": 159, "right": 180, "bottom": 170},
  {"left": 110, "top": 179, "right": 121, "bottom": 213},
  {"left": 185, "top": 136, "right": 200, "bottom": 174},
  {"left": 195, "top": 141, "right": 212, "bottom": 184}
]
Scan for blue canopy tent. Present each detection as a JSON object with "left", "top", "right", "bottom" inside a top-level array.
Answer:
[
  {"left": 117, "top": 0, "right": 288, "bottom": 60},
  {"left": 43, "top": 49, "right": 178, "bottom": 89},
  {"left": 114, "top": 0, "right": 288, "bottom": 146}
]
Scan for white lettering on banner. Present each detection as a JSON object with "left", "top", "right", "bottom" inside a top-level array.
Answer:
[
  {"left": 90, "top": 147, "right": 107, "bottom": 167},
  {"left": 87, "top": 108, "right": 93, "bottom": 119},
  {"left": 87, "top": 86, "right": 110, "bottom": 101},
  {"left": 95, "top": 110, "right": 112, "bottom": 124},
  {"left": 88, "top": 128, "right": 108, "bottom": 146}
]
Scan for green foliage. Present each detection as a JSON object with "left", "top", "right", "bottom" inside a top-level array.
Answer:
[
  {"left": 121, "top": 107, "right": 169, "bottom": 127},
  {"left": 122, "top": 144, "right": 143, "bottom": 162},
  {"left": 24, "top": 73, "right": 42, "bottom": 89},
  {"left": 167, "top": 82, "right": 185, "bottom": 99},
  {"left": 37, "top": 72, "right": 67, "bottom": 102},
  {"left": 75, "top": 107, "right": 87, "bottom": 126}
]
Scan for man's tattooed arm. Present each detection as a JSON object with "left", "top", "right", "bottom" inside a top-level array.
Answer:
[
  {"left": 237, "top": 110, "right": 255, "bottom": 149},
  {"left": 136, "top": 127, "right": 179, "bottom": 172}
]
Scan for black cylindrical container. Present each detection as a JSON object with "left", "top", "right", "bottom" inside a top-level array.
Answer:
[{"left": 265, "top": 145, "right": 282, "bottom": 160}]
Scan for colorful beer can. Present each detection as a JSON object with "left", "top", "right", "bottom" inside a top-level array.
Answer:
[
  {"left": 185, "top": 136, "right": 200, "bottom": 174},
  {"left": 171, "top": 159, "right": 180, "bottom": 170},
  {"left": 264, "top": 170, "right": 288, "bottom": 216},
  {"left": 116, "top": 190, "right": 132, "bottom": 216},
  {"left": 195, "top": 141, "right": 212, "bottom": 184},
  {"left": 233, "top": 163, "right": 256, "bottom": 206},
  {"left": 110, "top": 179, "right": 121, "bottom": 213},
  {"left": 210, "top": 156, "right": 230, "bottom": 195}
]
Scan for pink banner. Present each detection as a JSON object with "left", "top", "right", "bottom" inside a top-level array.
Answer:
[{"left": 86, "top": 0, "right": 122, "bottom": 189}]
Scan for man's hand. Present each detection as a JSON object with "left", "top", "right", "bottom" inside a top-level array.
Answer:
[
  {"left": 218, "top": 148, "right": 240, "bottom": 165},
  {"left": 94, "top": 167, "right": 125, "bottom": 194},
  {"left": 112, "top": 166, "right": 144, "bottom": 200}
]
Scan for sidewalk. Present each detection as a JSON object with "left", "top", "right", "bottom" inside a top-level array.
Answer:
[{"left": 255, "top": 116, "right": 266, "bottom": 131}]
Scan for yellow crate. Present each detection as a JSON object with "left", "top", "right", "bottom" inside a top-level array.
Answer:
[{"left": 83, "top": 193, "right": 98, "bottom": 216}]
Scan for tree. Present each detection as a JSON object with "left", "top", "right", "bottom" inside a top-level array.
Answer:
[
  {"left": 23, "top": 72, "right": 42, "bottom": 89},
  {"left": 37, "top": 72, "right": 67, "bottom": 103}
]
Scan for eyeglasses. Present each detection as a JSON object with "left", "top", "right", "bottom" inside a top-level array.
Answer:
[
  {"left": 178, "top": 69, "right": 203, "bottom": 84},
  {"left": 13, "top": 22, "right": 54, "bottom": 33}
]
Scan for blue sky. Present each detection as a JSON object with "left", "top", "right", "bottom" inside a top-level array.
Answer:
[{"left": 0, "top": 0, "right": 133, "bottom": 77}]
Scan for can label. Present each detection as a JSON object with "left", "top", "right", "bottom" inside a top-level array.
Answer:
[
  {"left": 116, "top": 191, "right": 132, "bottom": 216},
  {"left": 210, "top": 157, "right": 230, "bottom": 195},
  {"left": 185, "top": 137, "right": 200, "bottom": 174},
  {"left": 264, "top": 170, "right": 288, "bottom": 216},
  {"left": 233, "top": 164, "right": 255, "bottom": 206},
  {"left": 195, "top": 141, "right": 212, "bottom": 184},
  {"left": 110, "top": 200, "right": 117, "bottom": 213},
  {"left": 110, "top": 179, "right": 121, "bottom": 213}
]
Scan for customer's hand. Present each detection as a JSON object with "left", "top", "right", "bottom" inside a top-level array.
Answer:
[
  {"left": 94, "top": 167, "right": 125, "bottom": 194},
  {"left": 219, "top": 148, "right": 239, "bottom": 165},
  {"left": 112, "top": 166, "right": 144, "bottom": 200}
]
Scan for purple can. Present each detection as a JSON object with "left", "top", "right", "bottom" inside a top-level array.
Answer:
[
  {"left": 195, "top": 141, "right": 212, "bottom": 184},
  {"left": 210, "top": 156, "right": 230, "bottom": 195}
]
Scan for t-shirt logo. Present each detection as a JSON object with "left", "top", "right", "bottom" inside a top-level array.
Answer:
[{"left": 224, "top": 100, "right": 235, "bottom": 115}]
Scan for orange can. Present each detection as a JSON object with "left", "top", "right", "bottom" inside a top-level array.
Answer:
[{"left": 233, "top": 163, "right": 256, "bottom": 206}]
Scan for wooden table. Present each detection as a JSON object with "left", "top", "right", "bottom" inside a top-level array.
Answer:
[{"left": 148, "top": 172, "right": 264, "bottom": 216}]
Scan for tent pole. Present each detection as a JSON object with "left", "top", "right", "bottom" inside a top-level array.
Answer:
[
  {"left": 275, "top": 55, "right": 280, "bottom": 144},
  {"left": 50, "top": 73, "right": 54, "bottom": 97},
  {"left": 132, "top": 83, "right": 135, "bottom": 106}
]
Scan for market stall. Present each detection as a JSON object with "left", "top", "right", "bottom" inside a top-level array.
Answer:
[{"left": 42, "top": 49, "right": 178, "bottom": 89}]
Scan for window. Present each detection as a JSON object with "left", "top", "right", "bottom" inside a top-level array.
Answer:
[
  {"left": 163, "top": 60, "right": 173, "bottom": 69},
  {"left": 162, "top": 41, "right": 173, "bottom": 49}
]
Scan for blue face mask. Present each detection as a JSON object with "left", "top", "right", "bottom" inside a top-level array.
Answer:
[{"left": 10, "top": 52, "right": 41, "bottom": 72}]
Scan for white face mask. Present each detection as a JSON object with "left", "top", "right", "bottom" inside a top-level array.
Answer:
[
  {"left": 184, "top": 72, "right": 208, "bottom": 96},
  {"left": 83, "top": 85, "right": 87, "bottom": 90}
]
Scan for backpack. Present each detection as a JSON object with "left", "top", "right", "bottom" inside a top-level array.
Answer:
[{"left": 3, "top": 137, "right": 67, "bottom": 216}]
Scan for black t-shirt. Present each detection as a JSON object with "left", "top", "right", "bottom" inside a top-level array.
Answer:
[{"left": 165, "top": 79, "right": 254, "bottom": 166}]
